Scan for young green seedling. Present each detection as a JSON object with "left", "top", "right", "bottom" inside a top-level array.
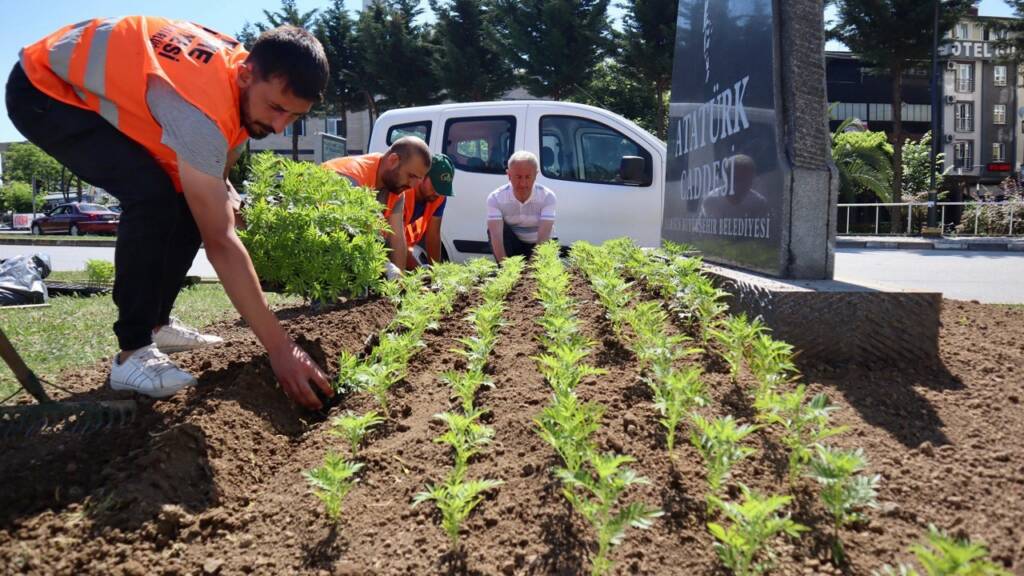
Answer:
[
  {"left": 707, "top": 484, "right": 807, "bottom": 576},
  {"left": 556, "top": 452, "right": 663, "bottom": 576},
  {"left": 690, "top": 414, "right": 759, "bottom": 506},
  {"left": 755, "top": 387, "right": 847, "bottom": 480},
  {"left": 329, "top": 410, "right": 385, "bottom": 456},
  {"left": 646, "top": 366, "right": 707, "bottom": 454},
  {"left": 875, "top": 525, "right": 1012, "bottom": 576},
  {"left": 746, "top": 332, "right": 798, "bottom": 395},
  {"left": 709, "top": 314, "right": 766, "bottom": 382},
  {"left": 434, "top": 410, "right": 495, "bottom": 477},
  {"left": 806, "top": 444, "right": 880, "bottom": 564},
  {"left": 441, "top": 369, "right": 491, "bottom": 414},
  {"left": 413, "top": 476, "right": 503, "bottom": 550},
  {"left": 536, "top": 392, "right": 605, "bottom": 474},
  {"left": 303, "top": 453, "right": 364, "bottom": 522}
]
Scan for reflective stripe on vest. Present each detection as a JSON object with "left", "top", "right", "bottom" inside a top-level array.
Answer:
[{"left": 19, "top": 16, "right": 249, "bottom": 192}]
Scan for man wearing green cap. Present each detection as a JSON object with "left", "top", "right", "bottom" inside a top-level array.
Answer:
[{"left": 403, "top": 153, "right": 454, "bottom": 269}]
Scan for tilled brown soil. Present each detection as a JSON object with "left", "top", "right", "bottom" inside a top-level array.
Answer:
[{"left": 1, "top": 279, "right": 1022, "bottom": 576}]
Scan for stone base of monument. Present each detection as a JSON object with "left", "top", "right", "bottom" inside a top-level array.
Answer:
[{"left": 703, "top": 263, "right": 941, "bottom": 366}]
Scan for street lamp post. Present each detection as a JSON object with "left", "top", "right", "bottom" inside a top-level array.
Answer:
[{"left": 928, "top": 0, "right": 941, "bottom": 231}]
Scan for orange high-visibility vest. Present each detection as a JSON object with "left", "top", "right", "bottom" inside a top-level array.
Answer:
[
  {"left": 404, "top": 194, "right": 445, "bottom": 246},
  {"left": 19, "top": 16, "right": 250, "bottom": 192},
  {"left": 322, "top": 153, "right": 413, "bottom": 220}
]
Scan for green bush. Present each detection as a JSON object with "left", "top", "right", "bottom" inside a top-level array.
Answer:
[
  {"left": 84, "top": 259, "right": 115, "bottom": 284},
  {"left": 239, "top": 153, "right": 390, "bottom": 302}
]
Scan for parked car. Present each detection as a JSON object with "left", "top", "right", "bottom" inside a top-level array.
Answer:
[
  {"left": 30, "top": 203, "right": 119, "bottom": 236},
  {"left": 368, "top": 101, "right": 665, "bottom": 262}
]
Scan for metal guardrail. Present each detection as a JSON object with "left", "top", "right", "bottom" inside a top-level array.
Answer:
[{"left": 837, "top": 201, "right": 1023, "bottom": 236}]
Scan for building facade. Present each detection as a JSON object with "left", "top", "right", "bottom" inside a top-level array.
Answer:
[
  {"left": 938, "top": 15, "right": 1020, "bottom": 185},
  {"left": 827, "top": 13, "right": 1024, "bottom": 189}
]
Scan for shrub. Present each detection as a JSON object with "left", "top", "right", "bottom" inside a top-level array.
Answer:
[
  {"left": 239, "top": 153, "right": 390, "bottom": 302},
  {"left": 84, "top": 259, "right": 115, "bottom": 284}
]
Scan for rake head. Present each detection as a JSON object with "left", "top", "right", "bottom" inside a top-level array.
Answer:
[{"left": 0, "top": 399, "right": 137, "bottom": 439}]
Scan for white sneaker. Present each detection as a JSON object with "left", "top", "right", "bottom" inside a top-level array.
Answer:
[
  {"left": 153, "top": 317, "right": 224, "bottom": 354},
  {"left": 109, "top": 344, "right": 198, "bottom": 399}
]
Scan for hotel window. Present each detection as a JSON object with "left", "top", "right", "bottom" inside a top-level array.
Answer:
[
  {"left": 955, "top": 22, "right": 970, "bottom": 40},
  {"left": 994, "top": 104, "right": 1007, "bottom": 125},
  {"left": 954, "top": 141, "right": 974, "bottom": 170},
  {"left": 992, "top": 143, "right": 1005, "bottom": 162},
  {"left": 955, "top": 102, "right": 974, "bottom": 132},
  {"left": 992, "top": 142, "right": 1006, "bottom": 162},
  {"left": 956, "top": 63, "right": 974, "bottom": 92},
  {"left": 994, "top": 65, "right": 1008, "bottom": 86}
]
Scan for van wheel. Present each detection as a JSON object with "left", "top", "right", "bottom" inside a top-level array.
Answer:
[{"left": 31, "top": 224, "right": 42, "bottom": 236}]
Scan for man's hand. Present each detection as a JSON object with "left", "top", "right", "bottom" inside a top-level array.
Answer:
[
  {"left": 180, "top": 160, "right": 331, "bottom": 410},
  {"left": 488, "top": 219, "right": 506, "bottom": 263},
  {"left": 268, "top": 340, "right": 332, "bottom": 410}
]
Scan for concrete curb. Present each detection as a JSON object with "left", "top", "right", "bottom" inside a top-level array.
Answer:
[{"left": 838, "top": 237, "right": 1024, "bottom": 252}]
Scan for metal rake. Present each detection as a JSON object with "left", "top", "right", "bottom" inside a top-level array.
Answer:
[{"left": 0, "top": 326, "right": 136, "bottom": 439}]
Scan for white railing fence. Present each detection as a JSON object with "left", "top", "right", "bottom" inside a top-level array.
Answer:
[{"left": 837, "top": 201, "right": 1024, "bottom": 236}]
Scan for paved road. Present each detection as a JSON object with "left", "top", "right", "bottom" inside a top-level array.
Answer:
[
  {"left": 0, "top": 244, "right": 215, "bottom": 277},
  {"left": 834, "top": 248, "right": 1024, "bottom": 304},
  {"left": 2, "top": 244, "right": 1021, "bottom": 304}
]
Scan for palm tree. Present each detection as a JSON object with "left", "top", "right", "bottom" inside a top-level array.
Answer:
[{"left": 831, "top": 117, "right": 893, "bottom": 204}]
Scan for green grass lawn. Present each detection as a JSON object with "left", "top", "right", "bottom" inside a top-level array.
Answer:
[{"left": 0, "top": 283, "right": 302, "bottom": 399}]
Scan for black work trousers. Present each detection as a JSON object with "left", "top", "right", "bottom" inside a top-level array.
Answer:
[
  {"left": 6, "top": 63, "right": 202, "bottom": 351},
  {"left": 488, "top": 222, "right": 536, "bottom": 260}
]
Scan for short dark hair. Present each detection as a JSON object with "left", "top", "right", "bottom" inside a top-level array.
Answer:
[
  {"left": 387, "top": 136, "right": 432, "bottom": 168},
  {"left": 246, "top": 26, "right": 328, "bottom": 102}
]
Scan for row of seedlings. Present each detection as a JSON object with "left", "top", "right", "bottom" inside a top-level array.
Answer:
[
  {"left": 612, "top": 240, "right": 882, "bottom": 572},
  {"left": 414, "top": 257, "right": 526, "bottom": 552},
  {"left": 304, "top": 261, "right": 494, "bottom": 523},
  {"left": 573, "top": 240, "right": 799, "bottom": 575},
  {"left": 530, "top": 241, "right": 662, "bottom": 576},
  {"left": 617, "top": 241, "right": 1012, "bottom": 574}
]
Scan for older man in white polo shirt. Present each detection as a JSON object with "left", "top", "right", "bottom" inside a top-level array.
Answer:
[{"left": 486, "top": 151, "right": 557, "bottom": 262}]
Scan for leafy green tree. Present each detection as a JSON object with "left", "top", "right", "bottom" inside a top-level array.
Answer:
[
  {"left": 829, "top": 0, "right": 974, "bottom": 231},
  {"left": 357, "top": 1, "right": 441, "bottom": 119},
  {"left": 2, "top": 142, "right": 62, "bottom": 190},
  {"left": 0, "top": 181, "right": 34, "bottom": 213},
  {"left": 314, "top": 0, "right": 367, "bottom": 136},
  {"left": 572, "top": 60, "right": 661, "bottom": 135},
  {"left": 902, "top": 132, "right": 946, "bottom": 198},
  {"left": 831, "top": 119, "right": 893, "bottom": 203},
  {"left": 617, "top": 0, "right": 677, "bottom": 139},
  {"left": 429, "top": 0, "right": 513, "bottom": 102},
  {"left": 495, "top": 0, "right": 613, "bottom": 99}
]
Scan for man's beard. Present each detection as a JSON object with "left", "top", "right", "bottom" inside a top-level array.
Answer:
[
  {"left": 240, "top": 91, "right": 272, "bottom": 140},
  {"left": 380, "top": 168, "right": 403, "bottom": 194}
]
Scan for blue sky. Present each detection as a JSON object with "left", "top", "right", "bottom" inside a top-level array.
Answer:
[{"left": 0, "top": 0, "right": 1017, "bottom": 142}]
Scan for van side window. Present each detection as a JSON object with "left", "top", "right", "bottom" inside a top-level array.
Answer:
[
  {"left": 540, "top": 115, "right": 653, "bottom": 186},
  {"left": 387, "top": 121, "right": 432, "bottom": 145},
  {"left": 443, "top": 116, "right": 516, "bottom": 174}
]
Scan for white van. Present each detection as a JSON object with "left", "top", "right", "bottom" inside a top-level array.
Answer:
[{"left": 368, "top": 101, "right": 667, "bottom": 262}]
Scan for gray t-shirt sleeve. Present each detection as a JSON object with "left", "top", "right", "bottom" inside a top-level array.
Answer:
[{"left": 145, "top": 75, "right": 230, "bottom": 179}]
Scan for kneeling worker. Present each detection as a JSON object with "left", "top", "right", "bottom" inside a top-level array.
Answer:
[
  {"left": 404, "top": 153, "right": 454, "bottom": 269},
  {"left": 322, "top": 137, "right": 431, "bottom": 276},
  {"left": 486, "top": 150, "right": 556, "bottom": 262}
]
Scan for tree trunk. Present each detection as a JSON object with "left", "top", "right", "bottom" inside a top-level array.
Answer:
[
  {"left": 76, "top": 177, "right": 82, "bottom": 203},
  {"left": 340, "top": 103, "right": 348, "bottom": 138},
  {"left": 890, "top": 63, "right": 905, "bottom": 234},
  {"left": 60, "top": 167, "right": 70, "bottom": 202}
]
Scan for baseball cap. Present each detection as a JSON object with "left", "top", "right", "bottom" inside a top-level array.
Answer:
[{"left": 428, "top": 153, "right": 455, "bottom": 197}]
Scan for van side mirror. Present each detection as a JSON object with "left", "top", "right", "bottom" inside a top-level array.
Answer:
[{"left": 619, "top": 156, "right": 646, "bottom": 184}]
